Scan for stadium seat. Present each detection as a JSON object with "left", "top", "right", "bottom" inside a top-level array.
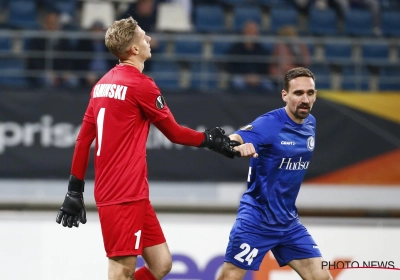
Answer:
[
  {"left": 149, "top": 61, "right": 181, "bottom": 89},
  {"left": 0, "top": 36, "right": 12, "bottom": 51},
  {"left": 341, "top": 65, "right": 369, "bottom": 90},
  {"left": 212, "top": 41, "right": 232, "bottom": 58},
  {"left": 261, "top": 42, "right": 274, "bottom": 55},
  {"left": 324, "top": 42, "right": 353, "bottom": 64},
  {"left": 233, "top": 5, "right": 262, "bottom": 32},
  {"left": 219, "top": 0, "right": 248, "bottom": 6},
  {"left": 361, "top": 42, "right": 389, "bottom": 66},
  {"left": 190, "top": 62, "right": 218, "bottom": 90},
  {"left": 378, "top": 66, "right": 400, "bottom": 91},
  {"left": 80, "top": 2, "right": 115, "bottom": 29},
  {"left": 344, "top": 9, "right": 374, "bottom": 37},
  {"left": 174, "top": 39, "right": 203, "bottom": 56},
  {"left": 54, "top": 0, "right": 77, "bottom": 19},
  {"left": 269, "top": 7, "right": 298, "bottom": 34},
  {"left": 381, "top": 11, "right": 400, "bottom": 37},
  {"left": 0, "top": 58, "right": 27, "bottom": 87},
  {"left": 308, "top": 7, "right": 338, "bottom": 36},
  {"left": 256, "top": 0, "right": 293, "bottom": 9},
  {"left": 7, "top": 0, "right": 38, "bottom": 29},
  {"left": 195, "top": 5, "right": 225, "bottom": 33},
  {"left": 309, "top": 63, "right": 331, "bottom": 89}
]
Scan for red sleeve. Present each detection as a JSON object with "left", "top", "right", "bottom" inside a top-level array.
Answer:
[
  {"left": 135, "top": 77, "right": 171, "bottom": 123},
  {"left": 153, "top": 113, "right": 205, "bottom": 147},
  {"left": 70, "top": 120, "right": 96, "bottom": 180}
]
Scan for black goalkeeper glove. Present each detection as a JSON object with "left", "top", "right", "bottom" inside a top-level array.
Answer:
[
  {"left": 56, "top": 175, "right": 87, "bottom": 228},
  {"left": 199, "top": 127, "right": 241, "bottom": 159}
]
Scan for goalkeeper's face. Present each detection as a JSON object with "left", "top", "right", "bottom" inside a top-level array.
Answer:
[{"left": 134, "top": 26, "right": 152, "bottom": 61}]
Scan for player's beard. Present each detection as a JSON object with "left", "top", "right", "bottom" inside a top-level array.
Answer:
[{"left": 294, "top": 104, "right": 311, "bottom": 119}]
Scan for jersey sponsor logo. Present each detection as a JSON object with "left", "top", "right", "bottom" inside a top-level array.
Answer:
[
  {"left": 307, "top": 136, "right": 315, "bottom": 151},
  {"left": 278, "top": 157, "right": 310, "bottom": 170},
  {"left": 92, "top": 84, "right": 128, "bottom": 100},
  {"left": 156, "top": 95, "right": 166, "bottom": 109},
  {"left": 240, "top": 124, "right": 253, "bottom": 131},
  {"left": 281, "top": 141, "right": 296, "bottom": 145}
]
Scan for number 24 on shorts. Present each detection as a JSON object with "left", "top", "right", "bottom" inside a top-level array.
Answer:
[{"left": 234, "top": 243, "right": 259, "bottom": 265}]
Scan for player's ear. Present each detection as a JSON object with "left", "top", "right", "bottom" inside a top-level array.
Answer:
[
  {"left": 131, "top": 44, "right": 139, "bottom": 55},
  {"left": 282, "top": 90, "right": 288, "bottom": 102}
]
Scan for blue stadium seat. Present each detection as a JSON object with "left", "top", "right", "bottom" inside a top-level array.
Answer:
[
  {"left": 324, "top": 42, "right": 353, "bottom": 64},
  {"left": 269, "top": 7, "right": 298, "bottom": 34},
  {"left": 190, "top": 62, "right": 218, "bottom": 90},
  {"left": 0, "top": 58, "right": 27, "bottom": 87},
  {"left": 149, "top": 61, "right": 181, "bottom": 89},
  {"left": 174, "top": 40, "right": 203, "bottom": 56},
  {"left": 7, "top": 0, "right": 38, "bottom": 29},
  {"left": 306, "top": 43, "right": 315, "bottom": 58},
  {"left": 378, "top": 66, "right": 400, "bottom": 91},
  {"left": 341, "top": 65, "right": 369, "bottom": 90},
  {"left": 256, "top": 0, "right": 293, "bottom": 8},
  {"left": 309, "top": 63, "right": 331, "bottom": 89},
  {"left": 233, "top": 5, "right": 262, "bottom": 32},
  {"left": 55, "top": 0, "right": 77, "bottom": 19},
  {"left": 212, "top": 41, "right": 232, "bottom": 57},
  {"left": 219, "top": 0, "right": 248, "bottom": 6},
  {"left": 261, "top": 42, "right": 274, "bottom": 54},
  {"left": 0, "top": 36, "right": 12, "bottom": 51},
  {"left": 344, "top": 9, "right": 374, "bottom": 37},
  {"left": 151, "top": 39, "right": 166, "bottom": 54},
  {"left": 381, "top": 11, "right": 400, "bottom": 37},
  {"left": 308, "top": 7, "right": 338, "bottom": 36},
  {"left": 195, "top": 5, "right": 225, "bottom": 33},
  {"left": 361, "top": 42, "right": 389, "bottom": 66}
]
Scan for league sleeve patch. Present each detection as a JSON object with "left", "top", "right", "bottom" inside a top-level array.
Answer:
[
  {"left": 156, "top": 95, "right": 166, "bottom": 109},
  {"left": 240, "top": 124, "right": 253, "bottom": 131}
]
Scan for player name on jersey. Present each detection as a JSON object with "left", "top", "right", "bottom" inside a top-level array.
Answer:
[{"left": 93, "top": 84, "right": 128, "bottom": 100}]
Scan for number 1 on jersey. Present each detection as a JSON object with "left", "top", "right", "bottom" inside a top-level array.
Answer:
[{"left": 96, "top": 108, "right": 105, "bottom": 156}]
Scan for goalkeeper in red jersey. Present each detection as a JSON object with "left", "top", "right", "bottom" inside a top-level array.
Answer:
[{"left": 55, "top": 16, "right": 255, "bottom": 280}]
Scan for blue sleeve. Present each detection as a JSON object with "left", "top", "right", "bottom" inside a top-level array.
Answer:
[{"left": 235, "top": 114, "right": 283, "bottom": 149}]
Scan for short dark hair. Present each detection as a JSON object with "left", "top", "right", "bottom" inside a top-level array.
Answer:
[{"left": 283, "top": 67, "right": 315, "bottom": 91}]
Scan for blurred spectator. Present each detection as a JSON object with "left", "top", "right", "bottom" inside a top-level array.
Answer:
[
  {"left": 269, "top": 25, "right": 311, "bottom": 89},
  {"left": 226, "top": 20, "right": 273, "bottom": 93},
  {"left": 328, "top": 0, "right": 382, "bottom": 35},
  {"left": 26, "top": 12, "right": 77, "bottom": 87},
  {"left": 74, "top": 20, "right": 116, "bottom": 87},
  {"left": 120, "top": 0, "right": 157, "bottom": 32}
]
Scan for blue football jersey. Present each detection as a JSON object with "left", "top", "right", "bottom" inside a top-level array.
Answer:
[{"left": 235, "top": 107, "right": 316, "bottom": 230}]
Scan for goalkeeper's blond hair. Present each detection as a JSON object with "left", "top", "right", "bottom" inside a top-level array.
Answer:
[{"left": 105, "top": 17, "right": 138, "bottom": 59}]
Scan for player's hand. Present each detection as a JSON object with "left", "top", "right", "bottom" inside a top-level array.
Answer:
[
  {"left": 200, "top": 127, "right": 241, "bottom": 159},
  {"left": 56, "top": 175, "right": 87, "bottom": 228},
  {"left": 233, "top": 143, "right": 258, "bottom": 158}
]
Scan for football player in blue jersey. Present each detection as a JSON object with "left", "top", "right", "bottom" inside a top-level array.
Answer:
[{"left": 222, "top": 67, "right": 333, "bottom": 280}]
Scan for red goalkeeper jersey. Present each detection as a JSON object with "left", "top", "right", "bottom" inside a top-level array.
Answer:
[{"left": 83, "top": 64, "right": 171, "bottom": 206}]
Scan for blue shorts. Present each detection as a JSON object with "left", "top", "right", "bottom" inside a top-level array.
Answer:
[{"left": 224, "top": 218, "right": 322, "bottom": 270}]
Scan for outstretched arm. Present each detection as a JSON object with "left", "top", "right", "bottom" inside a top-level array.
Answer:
[
  {"left": 154, "top": 114, "right": 240, "bottom": 158},
  {"left": 153, "top": 114, "right": 204, "bottom": 146}
]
